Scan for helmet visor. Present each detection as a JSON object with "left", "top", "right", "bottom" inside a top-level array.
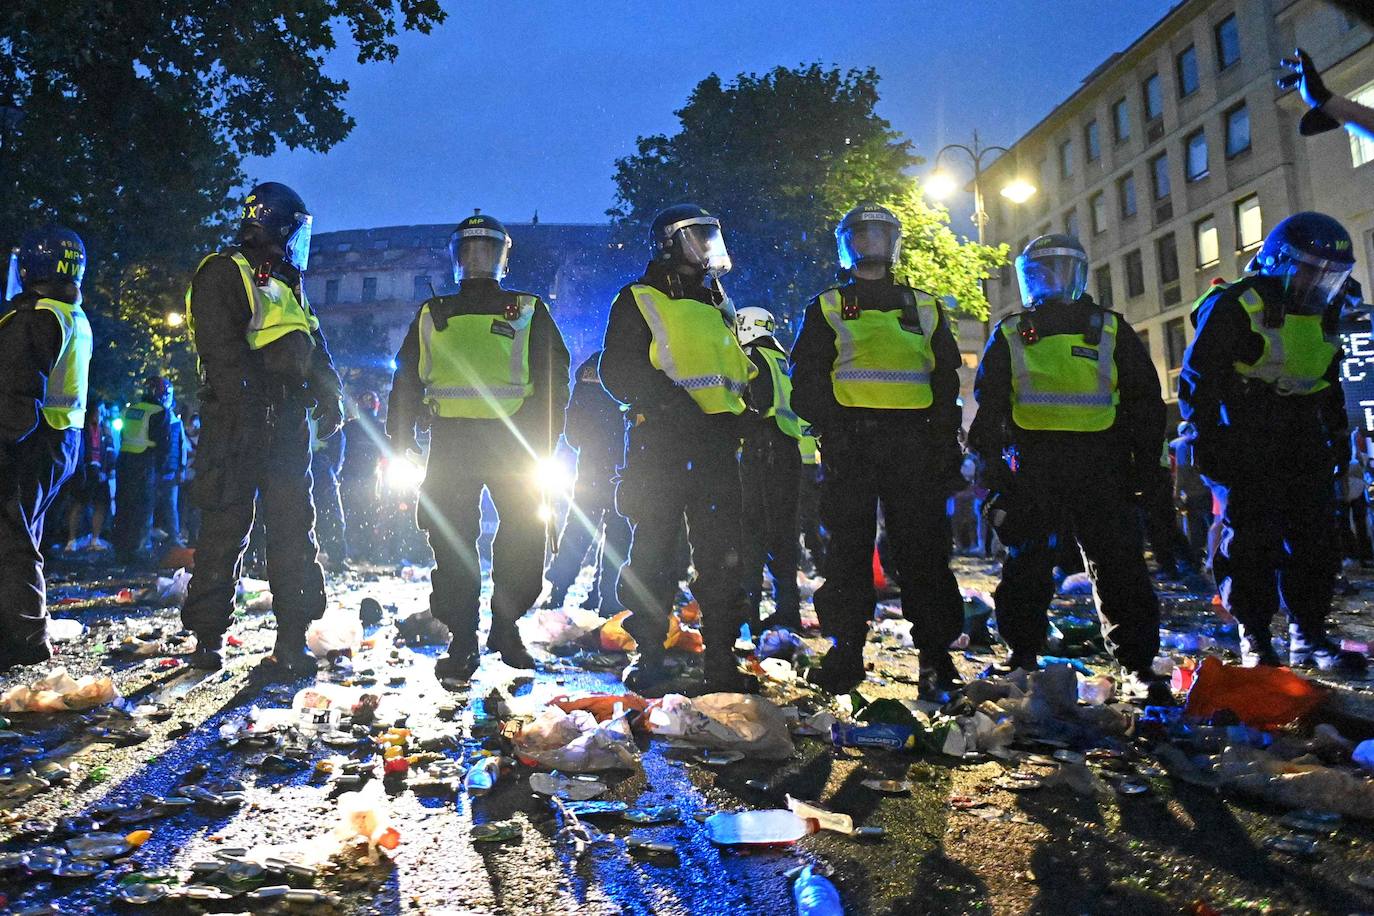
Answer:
[
  {"left": 675, "top": 223, "right": 732, "bottom": 278},
  {"left": 838, "top": 222, "right": 901, "bottom": 270},
  {"left": 1015, "top": 248, "right": 1088, "bottom": 308},
  {"left": 1273, "top": 240, "right": 1354, "bottom": 314},
  {"left": 283, "top": 213, "right": 313, "bottom": 271},
  {"left": 450, "top": 228, "right": 509, "bottom": 281},
  {"left": 5, "top": 251, "right": 20, "bottom": 301}
]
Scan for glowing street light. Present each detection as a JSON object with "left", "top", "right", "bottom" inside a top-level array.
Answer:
[
  {"left": 165, "top": 311, "right": 185, "bottom": 328},
  {"left": 923, "top": 170, "right": 959, "bottom": 201},
  {"left": 1000, "top": 179, "right": 1038, "bottom": 205}
]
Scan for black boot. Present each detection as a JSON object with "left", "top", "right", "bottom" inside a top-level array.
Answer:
[
  {"left": 253, "top": 631, "right": 317, "bottom": 681},
  {"left": 808, "top": 642, "right": 866, "bottom": 694},
  {"left": 917, "top": 650, "right": 963, "bottom": 703},
  {"left": 487, "top": 624, "right": 535, "bottom": 670},
  {"left": 435, "top": 643, "right": 481, "bottom": 682},
  {"left": 188, "top": 633, "right": 224, "bottom": 671}
]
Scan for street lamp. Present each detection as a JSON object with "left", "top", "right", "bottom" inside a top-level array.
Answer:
[
  {"left": 924, "top": 130, "right": 1036, "bottom": 245},
  {"left": 165, "top": 311, "right": 185, "bottom": 328}
]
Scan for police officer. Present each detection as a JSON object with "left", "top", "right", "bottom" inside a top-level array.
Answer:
[
  {"left": 601, "top": 204, "right": 758, "bottom": 695},
  {"left": 791, "top": 203, "right": 966, "bottom": 698},
  {"left": 388, "top": 212, "right": 570, "bottom": 681},
  {"left": 182, "top": 182, "right": 343, "bottom": 676},
  {"left": 310, "top": 411, "right": 346, "bottom": 570},
  {"left": 968, "top": 235, "right": 1167, "bottom": 697},
  {"left": 544, "top": 352, "right": 631, "bottom": 616},
  {"left": 735, "top": 306, "right": 805, "bottom": 631},
  {"left": 796, "top": 425, "right": 825, "bottom": 576},
  {"left": 113, "top": 377, "right": 178, "bottom": 563},
  {"left": 1180, "top": 213, "right": 1366, "bottom": 672},
  {"left": 340, "top": 392, "right": 384, "bottom": 560},
  {"left": 0, "top": 226, "right": 92, "bottom": 672}
]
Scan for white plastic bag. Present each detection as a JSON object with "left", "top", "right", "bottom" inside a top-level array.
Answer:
[
  {"left": 647, "top": 693, "right": 794, "bottom": 760},
  {"left": 306, "top": 611, "right": 362, "bottom": 657}
]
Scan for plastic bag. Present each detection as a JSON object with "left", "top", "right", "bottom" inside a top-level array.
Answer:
[
  {"left": 521, "top": 608, "right": 603, "bottom": 647},
  {"left": 1183, "top": 656, "right": 1327, "bottom": 730},
  {"left": 148, "top": 567, "right": 192, "bottom": 607},
  {"left": 646, "top": 692, "right": 794, "bottom": 760},
  {"left": 550, "top": 694, "right": 649, "bottom": 724},
  {"left": 1059, "top": 572, "right": 1093, "bottom": 594},
  {"left": 1217, "top": 744, "right": 1374, "bottom": 819},
  {"left": 334, "top": 785, "right": 401, "bottom": 860},
  {"left": 306, "top": 611, "right": 363, "bottom": 657},
  {"left": 0, "top": 667, "right": 120, "bottom": 712},
  {"left": 599, "top": 611, "right": 702, "bottom": 654},
  {"left": 512, "top": 708, "right": 639, "bottom": 772},
  {"left": 47, "top": 618, "right": 85, "bottom": 643}
]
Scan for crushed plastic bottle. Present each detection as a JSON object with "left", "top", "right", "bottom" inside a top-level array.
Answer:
[
  {"left": 464, "top": 755, "right": 502, "bottom": 796},
  {"left": 794, "top": 864, "right": 844, "bottom": 916},
  {"left": 704, "top": 810, "right": 811, "bottom": 846},
  {"left": 1354, "top": 739, "right": 1374, "bottom": 772},
  {"left": 1077, "top": 675, "right": 1114, "bottom": 706}
]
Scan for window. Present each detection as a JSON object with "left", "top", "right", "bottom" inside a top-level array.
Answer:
[
  {"left": 362, "top": 276, "right": 378, "bottom": 302},
  {"left": 1085, "top": 120, "right": 1100, "bottom": 161},
  {"left": 1350, "top": 81, "right": 1374, "bottom": 167},
  {"left": 1139, "top": 329, "right": 1152, "bottom": 367},
  {"left": 1119, "top": 173, "right": 1138, "bottom": 217},
  {"left": 1058, "top": 139, "right": 1074, "bottom": 179},
  {"left": 1195, "top": 216, "right": 1219, "bottom": 267},
  {"left": 325, "top": 279, "right": 339, "bottom": 305},
  {"left": 413, "top": 275, "right": 432, "bottom": 300},
  {"left": 371, "top": 239, "right": 388, "bottom": 250},
  {"left": 1186, "top": 130, "right": 1209, "bottom": 181},
  {"left": 1061, "top": 209, "right": 1077, "bottom": 239},
  {"left": 1095, "top": 265, "right": 1114, "bottom": 308},
  {"left": 1215, "top": 14, "right": 1241, "bottom": 70},
  {"left": 1090, "top": 192, "right": 1107, "bottom": 233},
  {"left": 1150, "top": 152, "right": 1171, "bottom": 200},
  {"left": 1235, "top": 195, "right": 1262, "bottom": 250},
  {"left": 336, "top": 243, "right": 352, "bottom": 253},
  {"left": 1177, "top": 45, "right": 1200, "bottom": 96},
  {"left": 1165, "top": 318, "right": 1188, "bottom": 370},
  {"left": 1157, "top": 232, "right": 1180, "bottom": 286},
  {"left": 1112, "top": 97, "right": 1131, "bottom": 142},
  {"left": 1225, "top": 104, "right": 1251, "bottom": 157},
  {"left": 1143, "top": 73, "right": 1163, "bottom": 121},
  {"left": 1125, "top": 249, "right": 1145, "bottom": 297}
]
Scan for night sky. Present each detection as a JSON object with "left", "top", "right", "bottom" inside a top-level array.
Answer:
[{"left": 249, "top": 0, "right": 1179, "bottom": 237}]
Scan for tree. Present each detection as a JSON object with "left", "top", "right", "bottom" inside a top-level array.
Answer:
[
  {"left": 0, "top": 0, "right": 446, "bottom": 402},
  {"left": 609, "top": 64, "right": 1006, "bottom": 336}
]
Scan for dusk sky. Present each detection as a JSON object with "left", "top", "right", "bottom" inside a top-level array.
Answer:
[{"left": 250, "top": 1, "right": 1179, "bottom": 238}]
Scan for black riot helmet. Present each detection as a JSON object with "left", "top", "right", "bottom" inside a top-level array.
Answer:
[
  {"left": 237, "top": 182, "right": 313, "bottom": 270},
  {"left": 836, "top": 203, "right": 902, "bottom": 273},
  {"left": 650, "top": 204, "right": 732, "bottom": 278},
  {"left": 6, "top": 224, "right": 86, "bottom": 303},
  {"left": 1015, "top": 234, "right": 1089, "bottom": 309},
  {"left": 448, "top": 212, "right": 512, "bottom": 282},
  {"left": 1253, "top": 212, "right": 1355, "bottom": 315}
]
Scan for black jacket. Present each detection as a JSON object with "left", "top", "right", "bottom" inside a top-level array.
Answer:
[
  {"left": 386, "top": 278, "right": 570, "bottom": 452},
  {"left": 0, "top": 292, "right": 64, "bottom": 445},
  {"left": 967, "top": 295, "right": 1164, "bottom": 475},
  {"left": 789, "top": 276, "right": 962, "bottom": 438},
  {"left": 564, "top": 354, "right": 627, "bottom": 483}
]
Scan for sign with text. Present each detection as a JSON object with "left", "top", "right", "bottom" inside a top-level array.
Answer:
[{"left": 1341, "top": 318, "right": 1374, "bottom": 433}]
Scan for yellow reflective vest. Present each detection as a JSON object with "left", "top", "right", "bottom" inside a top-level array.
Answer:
[
  {"left": 186, "top": 251, "right": 319, "bottom": 353},
  {"left": 418, "top": 294, "right": 536, "bottom": 419},
  {"left": 1002, "top": 311, "right": 1120, "bottom": 432},
  {"left": 753, "top": 345, "right": 804, "bottom": 440},
  {"left": 817, "top": 286, "right": 937, "bottom": 409},
  {"left": 1231, "top": 285, "right": 1336, "bottom": 395},
  {"left": 120, "top": 402, "right": 164, "bottom": 454},
  {"left": 798, "top": 432, "right": 820, "bottom": 465},
  {"left": 630, "top": 284, "right": 754, "bottom": 416},
  {"left": 0, "top": 298, "right": 93, "bottom": 431}
]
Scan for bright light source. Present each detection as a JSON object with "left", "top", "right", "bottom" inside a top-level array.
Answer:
[
  {"left": 384, "top": 455, "right": 425, "bottom": 491},
  {"left": 537, "top": 503, "right": 554, "bottom": 523},
  {"left": 1000, "top": 179, "right": 1037, "bottom": 204},
  {"left": 533, "top": 457, "right": 573, "bottom": 495},
  {"left": 387, "top": 358, "right": 398, "bottom": 371},
  {"left": 111, "top": 417, "right": 124, "bottom": 432},
  {"left": 165, "top": 311, "right": 185, "bottom": 327},
  {"left": 924, "top": 170, "right": 958, "bottom": 200}
]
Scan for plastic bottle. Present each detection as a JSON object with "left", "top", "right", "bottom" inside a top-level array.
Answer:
[
  {"left": 793, "top": 864, "right": 844, "bottom": 916},
  {"left": 1076, "top": 675, "right": 1114, "bottom": 706},
  {"left": 704, "top": 810, "right": 810, "bottom": 846},
  {"left": 464, "top": 755, "right": 501, "bottom": 796}
]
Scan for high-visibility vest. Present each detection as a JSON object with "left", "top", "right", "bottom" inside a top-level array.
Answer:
[
  {"left": 798, "top": 432, "right": 820, "bottom": 465},
  {"left": 417, "top": 294, "right": 536, "bottom": 419},
  {"left": 0, "top": 298, "right": 92, "bottom": 431},
  {"left": 630, "top": 284, "right": 754, "bottom": 416},
  {"left": 1232, "top": 285, "right": 1336, "bottom": 395},
  {"left": 1002, "top": 311, "right": 1120, "bottom": 432},
  {"left": 185, "top": 251, "right": 319, "bottom": 353},
  {"left": 753, "top": 345, "right": 804, "bottom": 440},
  {"left": 120, "top": 402, "right": 164, "bottom": 454},
  {"left": 817, "top": 286, "right": 937, "bottom": 409}
]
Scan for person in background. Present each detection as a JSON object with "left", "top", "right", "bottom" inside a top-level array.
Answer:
[
  {"left": 1170, "top": 422, "right": 1212, "bottom": 561},
  {"left": 63, "top": 402, "right": 115, "bottom": 552},
  {"left": 1281, "top": 47, "right": 1374, "bottom": 143},
  {"left": 340, "top": 391, "right": 384, "bottom": 562},
  {"left": 1344, "top": 427, "right": 1374, "bottom": 567},
  {"left": 796, "top": 425, "right": 825, "bottom": 577},
  {"left": 152, "top": 385, "right": 188, "bottom": 549},
  {"left": 113, "top": 375, "right": 178, "bottom": 563},
  {"left": 310, "top": 411, "right": 347, "bottom": 571}
]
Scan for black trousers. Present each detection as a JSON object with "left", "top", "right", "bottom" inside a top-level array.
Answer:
[
  {"left": 311, "top": 451, "right": 346, "bottom": 561},
  {"left": 740, "top": 426, "right": 802, "bottom": 625},
  {"left": 0, "top": 426, "right": 78, "bottom": 659},
  {"left": 797, "top": 462, "right": 825, "bottom": 573},
  {"left": 182, "top": 394, "right": 326, "bottom": 640},
  {"left": 992, "top": 453, "right": 1160, "bottom": 673},
  {"left": 112, "top": 452, "right": 155, "bottom": 561},
  {"left": 1213, "top": 473, "right": 1340, "bottom": 640},
  {"left": 1344, "top": 495, "right": 1373, "bottom": 561},
  {"left": 546, "top": 472, "right": 630, "bottom": 612},
  {"left": 615, "top": 419, "right": 744, "bottom": 672},
  {"left": 814, "top": 423, "right": 962, "bottom": 654},
  {"left": 419, "top": 420, "right": 546, "bottom": 653}
]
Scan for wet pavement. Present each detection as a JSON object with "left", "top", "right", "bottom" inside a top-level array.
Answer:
[{"left": 2, "top": 554, "right": 1374, "bottom": 915}]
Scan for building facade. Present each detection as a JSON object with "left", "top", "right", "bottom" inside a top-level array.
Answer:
[{"left": 981, "top": 0, "right": 1374, "bottom": 409}]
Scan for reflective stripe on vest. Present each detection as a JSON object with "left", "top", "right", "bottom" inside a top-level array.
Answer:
[
  {"left": 630, "top": 284, "right": 753, "bottom": 416},
  {"left": 417, "top": 295, "right": 535, "bottom": 419},
  {"left": 1002, "top": 312, "right": 1120, "bottom": 432},
  {"left": 818, "top": 287, "right": 936, "bottom": 409},
  {"left": 120, "top": 403, "right": 164, "bottom": 454},
  {"left": 185, "top": 251, "right": 319, "bottom": 354},
  {"left": 755, "top": 346, "right": 803, "bottom": 439},
  {"left": 0, "top": 299, "right": 92, "bottom": 431},
  {"left": 1233, "top": 286, "right": 1336, "bottom": 395}
]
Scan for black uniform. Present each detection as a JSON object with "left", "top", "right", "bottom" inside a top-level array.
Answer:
[
  {"left": 790, "top": 277, "right": 966, "bottom": 656},
  {"left": 1179, "top": 276, "right": 1346, "bottom": 646},
  {"left": 311, "top": 423, "right": 346, "bottom": 564},
  {"left": 339, "top": 413, "right": 383, "bottom": 560},
  {"left": 388, "top": 278, "right": 569, "bottom": 655},
  {"left": 0, "top": 296, "right": 80, "bottom": 667},
  {"left": 740, "top": 341, "right": 802, "bottom": 628},
  {"left": 181, "top": 247, "right": 341, "bottom": 646},
  {"left": 600, "top": 264, "right": 749, "bottom": 680},
  {"left": 968, "top": 295, "right": 1164, "bottom": 673},
  {"left": 545, "top": 353, "right": 631, "bottom": 615}
]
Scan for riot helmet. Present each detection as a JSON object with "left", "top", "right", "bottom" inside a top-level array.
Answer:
[
  {"left": 238, "top": 182, "right": 312, "bottom": 270},
  {"left": 1015, "top": 234, "right": 1089, "bottom": 309},
  {"left": 650, "top": 204, "right": 732, "bottom": 278},
  {"left": 836, "top": 203, "right": 902, "bottom": 272},
  {"left": 448, "top": 212, "right": 511, "bottom": 282},
  {"left": 734, "top": 306, "right": 777, "bottom": 346},
  {"left": 6, "top": 225, "right": 86, "bottom": 302},
  {"left": 1253, "top": 212, "right": 1355, "bottom": 315}
]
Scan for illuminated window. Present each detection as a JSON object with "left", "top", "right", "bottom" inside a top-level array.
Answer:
[
  {"left": 1235, "top": 195, "right": 1262, "bottom": 250},
  {"left": 1195, "top": 216, "right": 1219, "bottom": 267},
  {"left": 1351, "top": 81, "right": 1374, "bottom": 167},
  {"left": 1090, "top": 192, "right": 1107, "bottom": 233}
]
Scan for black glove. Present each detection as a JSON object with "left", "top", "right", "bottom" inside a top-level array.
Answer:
[
  {"left": 937, "top": 439, "right": 968, "bottom": 497},
  {"left": 311, "top": 396, "right": 344, "bottom": 440},
  {"left": 1279, "top": 48, "right": 1341, "bottom": 135}
]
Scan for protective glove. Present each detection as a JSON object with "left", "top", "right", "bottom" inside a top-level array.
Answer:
[
  {"left": 311, "top": 396, "right": 344, "bottom": 440},
  {"left": 1278, "top": 47, "right": 1342, "bottom": 135}
]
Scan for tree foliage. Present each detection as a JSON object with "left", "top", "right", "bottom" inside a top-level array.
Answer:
[
  {"left": 609, "top": 64, "right": 1006, "bottom": 335},
  {"left": 0, "top": 0, "right": 445, "bottom": 401}
]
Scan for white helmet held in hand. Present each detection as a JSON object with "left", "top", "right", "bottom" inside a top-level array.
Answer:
[{"left": 735, "top": 306, "right": 777, "bottom": 346}]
